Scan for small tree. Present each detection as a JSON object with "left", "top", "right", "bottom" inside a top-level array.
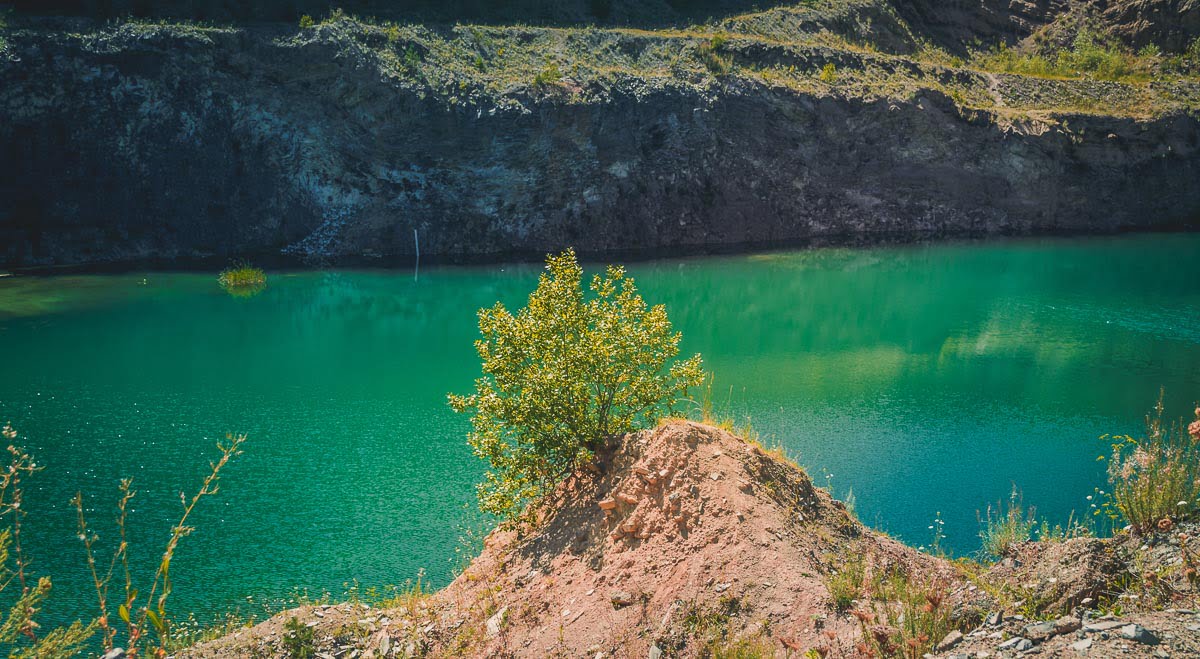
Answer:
[{"left": 449, "top": 250, "right": 704, "bottom": 524}]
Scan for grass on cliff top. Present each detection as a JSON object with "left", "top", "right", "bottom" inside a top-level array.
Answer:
[
  {"left": 285, "top": 7, "right": 1200, "bottom": 119},
  {"left": 26, "top": 1, "right": 1200, "bottom": 119}
]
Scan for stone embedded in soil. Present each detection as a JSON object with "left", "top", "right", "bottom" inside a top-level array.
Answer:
[
  {"left": 937, "top": 629, "right": 964, "bottom": 651},
  {"left": 1084, "top": 620, "right": 1127, "bottom": 633},
  {"left": 610, "top": 591, "right": 633, "bottom": 608},
  {"left": 1120, "top": 623, "right": 1160, "bottom": 645},
  {"left": 1023, "top": 620, "right": 1056, "bottom": 641},
  {"left": 986, "top": 611, "right": 1004, "bottom": 627},
  {"left": 598, "top": 498, "right": 617, "bottom": 510},
  {"left": 1053, "top": 616, "right": 1082, "bottom": 635},
  {"left": 1072, "top": 637, "right": 1094, "bottom": 651},
  {"left": 998, "top": 636, "right": 1033, "bottom": 651},
  {"left": 485, "top": 606, "right": 508, "bottom": 638}
]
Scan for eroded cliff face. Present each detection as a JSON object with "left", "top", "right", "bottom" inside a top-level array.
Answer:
[{"left": 1, "top": 19, "right": 1198, "bottom": 267}]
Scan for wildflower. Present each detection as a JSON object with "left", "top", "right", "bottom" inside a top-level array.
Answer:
[
  {"left": 1189, "top": 418, "right": 1200, "bottom": 441},
  {"left": 850, "top": 609, "right": 874, "bottom": 624},
  {"left": 1, "top": 424, "right": 14, "bottom": 440},
  {"left": 1180, "top": 501, "right": 1190, "bottom": 507},
  {"left": 1133, "top": 446, "right": 1153, "bottom": 469}
]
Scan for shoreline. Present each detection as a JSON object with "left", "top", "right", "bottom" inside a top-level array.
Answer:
[{"left": 4, "top": 224, "right": 1198, "bottom": 277}]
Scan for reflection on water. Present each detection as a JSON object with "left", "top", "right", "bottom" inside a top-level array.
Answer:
[{"left": 0, "top": 233, "right": 1197, "bottom": 626}]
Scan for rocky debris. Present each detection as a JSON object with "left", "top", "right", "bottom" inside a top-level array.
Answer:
[
  {"left": 979, "top": 536, "right": 1126, "bottom": 613},
  {"left": 937, "top": 629, "right": 964, "bottom": 651},
  {"left": 1121, "top": 623, "right": 1160, "bottom": 645},
  {"left": 933, "top": 610, "right": 1200, "bottom": 657},
  {"left": 997, "top": 636, "right": 1033, "bottom": 651}
]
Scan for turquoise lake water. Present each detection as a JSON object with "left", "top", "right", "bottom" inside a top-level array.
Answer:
[{"left": 0, "top": 233, "right": 1198, "bottom": 626}]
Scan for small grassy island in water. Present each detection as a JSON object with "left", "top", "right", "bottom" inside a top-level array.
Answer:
[{"left": 217, "top": 263, "right": 267, "bottom": 297}]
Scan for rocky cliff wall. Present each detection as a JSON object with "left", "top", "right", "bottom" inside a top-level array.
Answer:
[{"left": 1, "top": 20, "right": 1198, "bottom": 267}]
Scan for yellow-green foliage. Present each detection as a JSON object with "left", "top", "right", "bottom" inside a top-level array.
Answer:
[
  {"left": 533, "top": 62, "right": 562, "bottom": 87},
  {"left": 449, "top": 249, "right": 704, "bottom": 524},
  {"left": 697, "top": 35, "right": 733, "bottom": 76},
  {"left": 827, "top": 554, "right": 864, "bottom": 611},
  {"left": 0, "top": 433, "right": 97, "bottom": 658},
  {"left": 298, "top": 14, "right": 314, "bottom": 28},
  {"left": 1099, "top": 393, "right": 1200, "bottom": 534},
  {"left": 819, "top": 62, "right": 838, "bottom": 83},
  {"left": 0, "top": 423, "right": 247, "bottom": 657},
  {"left": 679, "top": 595, "right": 771, "bottom": 656},
  {"left": 218, "top": 263, "right": 267, "bottom": 297},
  {"left": 978, "top": 488, "right": 1037, "bottom": 560},
  {"left": 75, "top": 432, "right": 246, "bottom": 655},
  {"left": 283, "top": 616, "right": 316, "bottom": 659},
  {"left": 976, "top": 30, "right": 1156, "bottom": 82}
]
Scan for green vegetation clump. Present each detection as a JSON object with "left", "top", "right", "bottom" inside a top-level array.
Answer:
[
  {"left": 1099, "top": 394, "right": 1200, "bottom": 534},
  {"left": 298, "top": 14, "right": 314, "bottom": 28},
  {"left": 676, "top": 595, "right": 774, "bottom": 656},
  {"left": 978, "top": 488, "right": 1038, "bottom": 559},
  {"left": 697, "top": 35, "right": 733, "bottom": 76},
  {"left": 449, "top": 249, "right": 704, "bottom": 525},
  {"left": 219, "top": 263, "right": 267, "bottom": 296},
  {"left": 818, "top": 62, "right": 838, "bottom": 83},
  {"left": 976, "top": 30, "right": 1156, "bottom": 82},
  {"left": 283, "top": 616, "right": 316, "bottom": 659},
  {"left": 533, "top": 62, "right": 562, "bottom": 87},
  {"left": 827, "top": 555, "right": 864, "bottom": 611}
]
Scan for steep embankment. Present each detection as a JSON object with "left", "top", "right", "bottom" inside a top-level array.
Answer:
[
  {"left": 182, "top": 421, "right": 1200, "bottom": 657},
  {"left": 2, "top": 4, "right": 1200, "bottom": 267}
]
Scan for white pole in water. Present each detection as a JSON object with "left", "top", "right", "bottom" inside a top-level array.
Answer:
[{"left": 413, "top": 228, "right": 420, "bottom": 282}]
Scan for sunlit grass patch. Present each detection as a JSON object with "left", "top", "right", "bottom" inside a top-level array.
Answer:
[{"left": 1098, "top": 391, "right": 1200, "bottom": 535}]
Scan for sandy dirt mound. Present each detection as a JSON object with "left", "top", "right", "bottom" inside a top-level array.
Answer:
[
  {"left": 425, "top": 420, "right": 954, "bottom": 656},
  {"left": 184, "top": 421, "right": 956, "bottom": 657}
]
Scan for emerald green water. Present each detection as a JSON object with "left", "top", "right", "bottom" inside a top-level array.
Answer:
[{"left": 1, "top": 233, "right": 1198, "bottom": 627}]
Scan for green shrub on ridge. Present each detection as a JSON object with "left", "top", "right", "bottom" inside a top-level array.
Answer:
[{"left": 449, "top": 249, "right": 704, "bottom": 525}]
